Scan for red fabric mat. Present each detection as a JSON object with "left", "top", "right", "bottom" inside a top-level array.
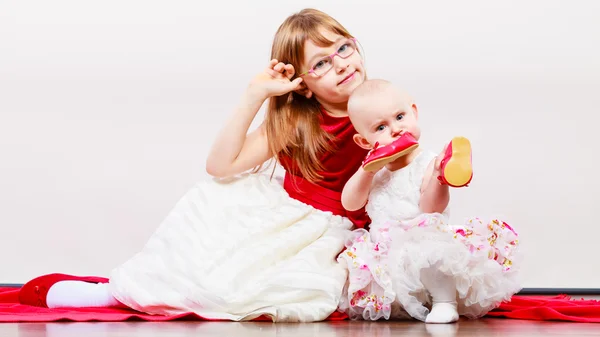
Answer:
[
  {"left": 2, "top": 286, "right": 600, "bottom": 323},
  {"left": 488, "top": 294, "right": 600, "bottom": 323},
  {"left": 0, "top": 286, "right": 347, "bottom": 322}
]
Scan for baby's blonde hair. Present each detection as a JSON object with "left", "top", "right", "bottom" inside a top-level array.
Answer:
[
  {"left": 349, "top": 78, "right": 393, "bottom": 107},
  {"left": 349, "top": 79, "right": 413, "bottom": 108},
  {"left": 348, "top": 79, "right": 396, "bottom": 121}
]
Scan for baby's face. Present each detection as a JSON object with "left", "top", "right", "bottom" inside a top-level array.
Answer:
[{"left": 350, "top": 93, "right": 421, "bottom": 150}]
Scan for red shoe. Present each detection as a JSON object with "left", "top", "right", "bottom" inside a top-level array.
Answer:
[
  {"left": 438, "top": 136, "right": 473, "bottom": 187},
  {"left": 18, "top": 273, "right": 108, "bottom": 307},
  {"left": 362, "top": 133, "right": 419, "bottom": 172}
]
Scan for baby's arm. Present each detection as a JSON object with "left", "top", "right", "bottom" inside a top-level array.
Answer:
[
  {"left": 342, "top": 167, "right": 377, "bottom": 211},
  {"left": 419, "top": 153, "right": 450, "bottom": 214}
]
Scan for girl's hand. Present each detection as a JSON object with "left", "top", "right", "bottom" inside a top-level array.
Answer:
[{"left": 248, "top": 59, "right": 303, "bottom": 99}]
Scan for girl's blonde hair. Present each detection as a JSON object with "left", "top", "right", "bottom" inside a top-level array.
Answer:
[{"left": 264, "top": 8, "right": 355, "bottom": 183}]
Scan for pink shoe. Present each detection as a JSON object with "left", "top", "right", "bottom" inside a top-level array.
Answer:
[
  {"left": 437, "top": 136, "right": 473, "bottom": 187},
  {"left": 18, "top": 273, "right": 108, "bottom": 307},
  {"left": 362, "top": 133, "right": 419, "bottom": 172}
]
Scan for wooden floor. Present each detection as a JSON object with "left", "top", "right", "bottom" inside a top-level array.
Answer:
[{"left": 2, "top": 318, "right": 599, "bottom": 337}]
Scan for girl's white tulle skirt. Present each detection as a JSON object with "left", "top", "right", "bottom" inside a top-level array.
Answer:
[
  {"left": 337, "top": 213, "right": 522, "bottom": 321},
  {"left": 107, "top": 173, "right": 353, "bottom": 322}
]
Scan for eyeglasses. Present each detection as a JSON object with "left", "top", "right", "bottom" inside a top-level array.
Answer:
[{"left": 299, "top": 38, "right": 360, "bottom": 77}]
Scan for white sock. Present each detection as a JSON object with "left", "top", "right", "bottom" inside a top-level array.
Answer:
[
  {"left": 425, "top": 322, "right": 459, "bottom": 337},
  {"left": 421, "top": 266, "right": 459, "bottom": 324},
  {"left": 426, "top": 302, "right": 459, "bottom": 324},
  {"left": 46, "top": 280, "right": 122, "bottom": 309}
]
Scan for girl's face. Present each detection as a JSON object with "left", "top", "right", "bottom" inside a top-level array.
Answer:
[{"left": 299, "top": 29, "right": 366, "bottom": 108}]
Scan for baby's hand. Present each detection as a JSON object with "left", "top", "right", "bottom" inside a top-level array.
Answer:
[
  {"left": 434, "top": 143, "right": 449, "bottom": 173},
  {"left": 360, "top": 142, "right": 389, "bottom": 177},
  {"left": 361, "top": 142, "right": 382, "bottom": 168},
  {"left": 362, "top": 142, "right": 379, "bottom": 162}
]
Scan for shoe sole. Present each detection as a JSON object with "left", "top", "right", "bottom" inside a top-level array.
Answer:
[
  {"left": 442, "top": 137, "right": 472, "bottom": 187},
  {"left": 363, "top": 144, "right": 419, "bottom": 172}
]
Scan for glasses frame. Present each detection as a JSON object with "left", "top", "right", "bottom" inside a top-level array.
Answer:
[{"left": 298, "top": 38, "right": 363, "bottom": 77}]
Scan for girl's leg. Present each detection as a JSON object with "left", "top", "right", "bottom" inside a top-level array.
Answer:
[
  {"left": 19, "top": 273, "right": 125, "bottom": 309},
  {"left": 420, "top": 265, "right": 459, "bottom": 323},
  {"left": 46, "top": 280, "right": 122, "bottom": 308}
]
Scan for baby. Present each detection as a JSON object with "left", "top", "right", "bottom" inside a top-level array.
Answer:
[{"left": 337, "top": 79, "right": 521, "bottom": 323}]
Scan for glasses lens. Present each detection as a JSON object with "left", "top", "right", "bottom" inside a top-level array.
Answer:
[
  {"left": 338, "top": 40, "right": 356, "bottom": 58},
  {"left": 312, "top": 57, "right": 333, "bottom": 76}
]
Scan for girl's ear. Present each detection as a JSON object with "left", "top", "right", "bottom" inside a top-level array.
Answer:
[
  {"left": 353, "top": 134, "right": 373, "bottom": 150},
  {"left": 294, "top": 80, "right": 313, "bottom": 99}
]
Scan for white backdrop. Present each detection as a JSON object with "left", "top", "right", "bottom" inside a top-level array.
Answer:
[{"left": 1, "top": 0, "right": 599, "bottom": 287}]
